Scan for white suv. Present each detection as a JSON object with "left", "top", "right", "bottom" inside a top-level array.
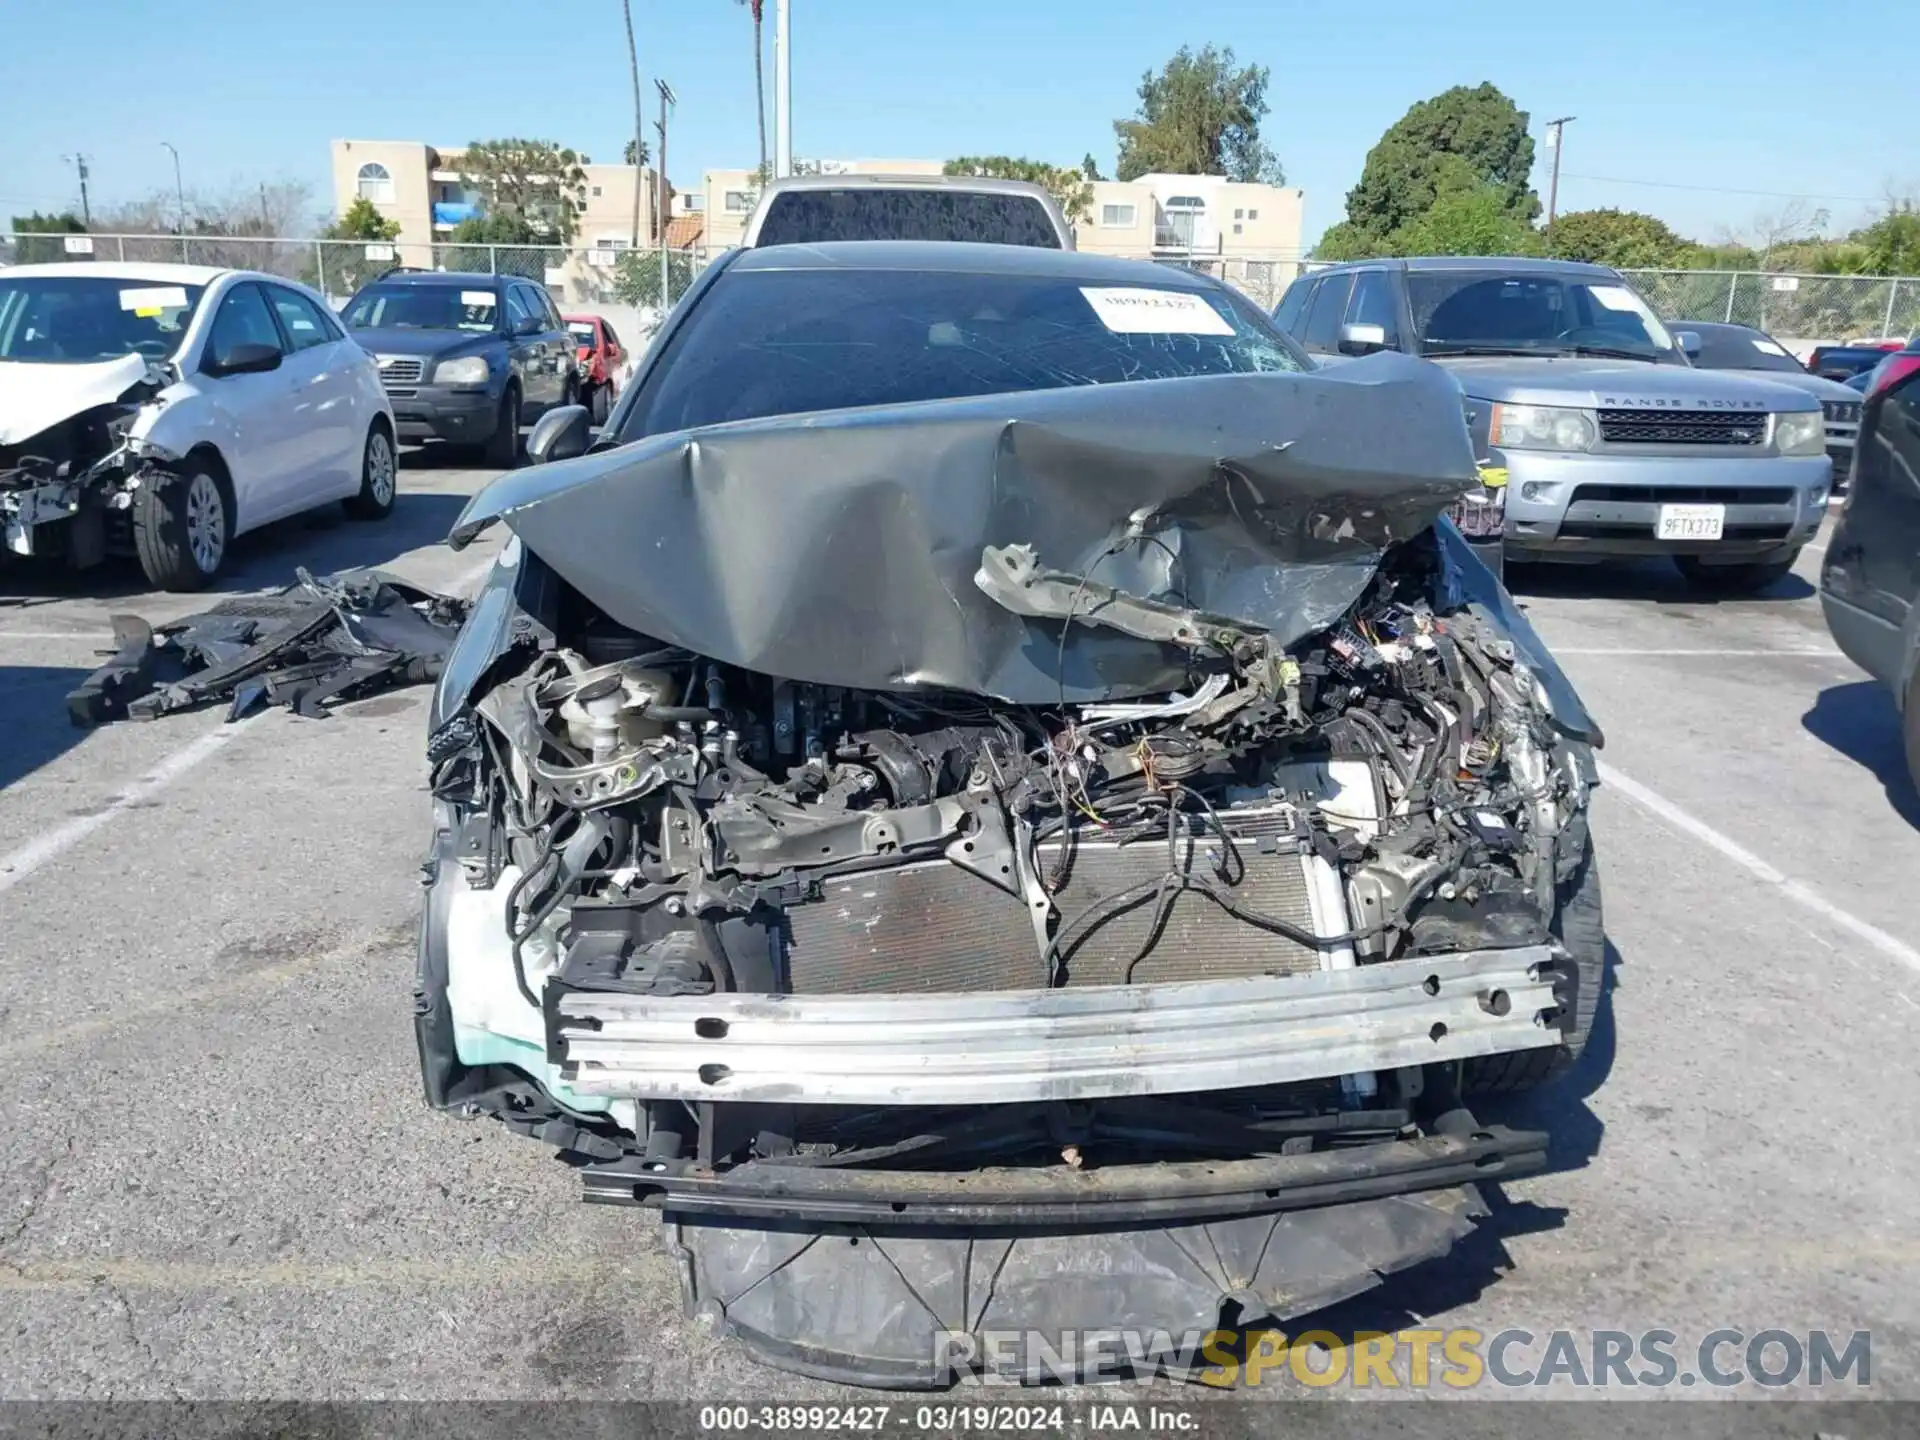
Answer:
[{"left": 0, "top": 262, "right": 397, "bottom": 590}]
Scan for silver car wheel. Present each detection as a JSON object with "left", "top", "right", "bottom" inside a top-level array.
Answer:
[
  {"left": 367, "top": 431, "right": 396, "bottom": 505},
  {"left": 185, "top": 471, "right": 226, "bottom": 574}
]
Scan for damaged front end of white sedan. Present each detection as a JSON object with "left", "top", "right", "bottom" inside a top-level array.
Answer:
[
  {"left": 0, "top": 351, "right": 186, "bottom": 569},
  {"left": 414, "top": 362, "right": 1603, "bottom": 1387}
]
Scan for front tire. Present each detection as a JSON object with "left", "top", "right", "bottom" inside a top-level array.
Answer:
[
  {"left": 1463, "top": 850, "right": 1605, "bottom": 1095},
  {"left": 1672, "top": 551, "right": 1799, "bottom": 594},
  {"left": 483, "top": 384, "right": 521, "bottom": 469},
  {"left": 344, "top": 424, "right": 397, "bottom": 520},
  {"left": 133, "top": 461, "right": 230, "bottom": 591}
]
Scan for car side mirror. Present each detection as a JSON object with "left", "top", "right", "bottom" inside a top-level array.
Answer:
[
  {"left": 1675, "top": 330, "right": 1702, "bottom": 358},
  {"left": 514, "top": 315, "right": 542, "bottom": 337},
  {"left": 527, "top": 404, "right": 592, "bottom": 465},
  {"left": 206, "top": 342, "right": 282, "bottom": 377},
  {"left": 1337, "top": 322, "right": 1388, "bottom": 356}
]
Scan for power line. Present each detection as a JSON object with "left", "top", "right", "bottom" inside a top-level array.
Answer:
[{"left": 1559, "top": 172, "right": 1882, "bottom": 205}]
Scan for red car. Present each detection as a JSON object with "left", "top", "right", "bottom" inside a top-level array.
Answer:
[{"left": 564, "top": 313, "right": 627, "bottom": 424}]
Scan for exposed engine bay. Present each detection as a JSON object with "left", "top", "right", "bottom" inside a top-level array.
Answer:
[
  {"left": 413, "top": 365, "right": 1602, "bottom": 1386},
  {"left": 0, "top": 356, "right": 178, "bottom": 567}
]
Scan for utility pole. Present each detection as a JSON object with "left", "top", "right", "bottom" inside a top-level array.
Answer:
[
  {"left": 63, "top": 153, "right": 92, "bottom": 227},
  {"left": 656, "top": 79, "right": 676, "bottom": 309},
  {"left": 1544, "top": 116, "right": 1575, "bottom": 233},
  {"left": 774, "top": 0, "right": 792, "bottom": 179},
  {"left": 622, "top": 0, "right": 643, "bottom": 249},
  {"left": 160, "top": 141, "right": 187, "bottom": 260}
]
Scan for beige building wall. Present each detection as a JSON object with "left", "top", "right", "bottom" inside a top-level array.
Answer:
[
  {"left": 330, "top": 140, "right": 660, "bottom": 260},
  {"left": 1075, "top": 174, "right": 1304, "bottom": 260}
]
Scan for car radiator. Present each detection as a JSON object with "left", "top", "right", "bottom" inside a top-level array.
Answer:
[{"left": 782, "top": 805, "right": 1339, "bottom": 994}]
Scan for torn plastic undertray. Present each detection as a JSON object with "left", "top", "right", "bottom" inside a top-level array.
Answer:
[{"left": 66, "top": 568, "right": 469, "bottom": 727}]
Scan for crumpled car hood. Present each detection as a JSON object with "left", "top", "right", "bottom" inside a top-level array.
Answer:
[
  {"left": 0, "top": 353, "right": 154, "bottom": 447},
  {"left": 451, "top": 357, "right": 1482, "bottom": 704}
]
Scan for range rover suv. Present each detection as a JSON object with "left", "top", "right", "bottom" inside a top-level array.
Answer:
[{"left": 1275, "top": 257, "right": 1831, "bottom": 593}]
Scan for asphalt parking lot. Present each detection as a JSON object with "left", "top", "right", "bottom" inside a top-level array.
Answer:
[{"left": 0, "top": 467, "right": 1915, "bottom": 1402}]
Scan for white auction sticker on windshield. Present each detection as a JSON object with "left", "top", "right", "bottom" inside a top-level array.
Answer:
[
  {"left": 1587, "top": 285, "right": 1645, "bottom": 313},
  {"left": 118, "top": 286, "right": 189, "bottom": 313},
  {"left": 1751, "top": 336, "right": 1790, "bottom": 356},
  {"left": 461, "top": 290, "right": 497, "bottom": 308},
  {"left": 1081, "top": 287, "right": 1234, "bottom": 336}
]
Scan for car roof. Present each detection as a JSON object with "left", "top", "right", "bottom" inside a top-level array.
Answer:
[
  {"left": 372, "top": 270, "right": 509, "bottom": 287},
  {"left": 0, "top": 261, "right": 228, "bottom": 286},
  {"left": 757, "top": 174, "right": 1054, "bottom": 199},
  {"left": 1682, "top": 320, "right": 1758, "bottom": 337},
  {"left": 727, "top": 240, "right": 1219, "bottom": 286},
  {"left": 1309, "top": 255, "right": 1621, "bottom": 281}
]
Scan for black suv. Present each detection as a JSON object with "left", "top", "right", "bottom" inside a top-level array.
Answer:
[
  {"left": 341, "top": 271, "right": 578, "bottom": 464},
  {"left": 1820, "top": 344, "right": 1920, "bottom": 795}
]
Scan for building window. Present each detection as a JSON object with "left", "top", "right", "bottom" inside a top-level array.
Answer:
[
  {"left": 1248, "top": 209, "right": 1259, "bottom": 220},
  {"left": 723, "top": 190, "right": 753, "bottom": 213},
  {"left": 1100, "top": 203, "right": 1136, "bottom": 227},
  {"left": 591, "top": 185, "right": 603, "bottom": 198},
  {"left": 1233, "top": 223, "right": 1243, "bottom": 235},
  {"left": 595, "top": 237, "right": 631, "bottom": 249},
  {"left": 1234, "top": 208, "right": 1244, "bottom": 220},
  {"left": 356, "top": 162, "right": 395, "bottom": 204},
  {"left": 685, "top": 194, "right": 705, "bottom": 211}
]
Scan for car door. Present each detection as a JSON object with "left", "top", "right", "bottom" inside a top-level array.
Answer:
[
  {"left": 503, "top": 286, "right": 543, "bottom": 415},
  {"left": 534, "top": 287, "right": 573, "bottom": 407},
  {"left": 194, "top": 282, "right": 295, "bottom": 534},
  {"left": 1297, "top": 272, "right": 1354, "bottom": 361},
  {"left": 263, "top": 284, "right": 363, "bottom": 509},
  {"left": 1840, "top": 360, "right": 1920, "bottom": 630}
]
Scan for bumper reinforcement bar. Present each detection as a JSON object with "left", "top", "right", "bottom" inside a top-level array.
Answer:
[
  {"left": 582, "top": 1125, "right": 1548, "bottom": 1228},
  {"left": 549, "top": 945, "right": 1561, "bottom": 1106}
]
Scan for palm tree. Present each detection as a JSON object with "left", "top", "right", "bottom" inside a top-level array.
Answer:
[{"left": 736, "top": 0, "right": 768, "bottom": 181}]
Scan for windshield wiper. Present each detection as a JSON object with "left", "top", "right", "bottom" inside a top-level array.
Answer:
[
  {"left": 1420, "top": 344, "right": 1564, "bottom": 358},
  {"left": 1566, "top": 344, "right": 1659, "bottom": 361}
]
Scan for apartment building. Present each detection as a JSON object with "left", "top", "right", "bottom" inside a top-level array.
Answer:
[
  {"left": 1075, "top": 174, "right": 1303, "bottom": 262},
  {"left": 329, "top": 139, "right": 663, "bottom": 258}
]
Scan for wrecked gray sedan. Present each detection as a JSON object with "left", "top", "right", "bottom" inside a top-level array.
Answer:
[{"left": 415, "top": 243, "right": 1604, "bottom": 1387}]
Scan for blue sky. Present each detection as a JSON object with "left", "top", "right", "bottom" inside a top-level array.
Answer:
[{"left": 4, "top": 0, "right": 1911, "bottom": 250}]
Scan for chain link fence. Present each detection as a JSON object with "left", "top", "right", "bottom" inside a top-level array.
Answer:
[
  {"left": 0, "top": 232, "right": 714, "bottom": 311},
  {"left": 1286, "top": 256, "right": 1917, "bottom": 345},
  {"left": 12, "top": 233, "right": 1918, "bottom": 346}
]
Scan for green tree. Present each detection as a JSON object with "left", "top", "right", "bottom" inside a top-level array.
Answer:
[
  {"left": 1336, "top": 83, "right": 1538, "bottom": 255},
  {"left": 9, "top": 211, "right": 86, "bottom": 264},
  {"left": 1850, "top": 201, "right": 1920, "bottom": 276},
  {"left": 612, "top": 248, "right": 698, "bottom": 310},
  {"left": 457, "top": 138, "right": 589, "bottom": 244},
  {"left": 305, "top": 196, "right": 404, "bottom": 298},
  {"left": 943, "top": 156, "right": 1094, "bottom": 225},
  {"left": 1112, "top": 45, "right": 1284, "bottom": 183},
  {"left": 622, "top": 137, "right": 652, "bottom": 167},
  {"left": 442, "top": 211, "right": 561, "bottom": 279},
  {"left": 1080, "top": 154, "right": 1105, "bottom": 182},
  {"left": 1394, "top": 179, "right": 1543, "bottom": 258},
  {"left": 1547, "top": 208, "right": 1687, "bottom": 267}
]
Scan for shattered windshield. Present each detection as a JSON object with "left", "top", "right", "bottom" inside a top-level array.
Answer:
[
  {"left": 342, "top": 285, "right": 500, "bottom": 333},
  {"left": 0, "top": 275, "right": 204, "bottom": 364},
  {"left": 1408, "top": 270, "right": 1677, "bottom": 360},
  {"left": 623, "top": 268, "right": 1308, "bottom": 438}
]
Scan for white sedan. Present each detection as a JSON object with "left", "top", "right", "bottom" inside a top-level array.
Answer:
[{"left": 0, "top": 262, "right": 397, "bottom": 590}]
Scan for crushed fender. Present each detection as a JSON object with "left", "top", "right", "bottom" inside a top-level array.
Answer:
[{"left": 67, "top": 567, "right": 469, "bottom": 726}]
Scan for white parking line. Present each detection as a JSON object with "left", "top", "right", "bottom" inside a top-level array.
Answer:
[
  {"left": 1556, "top": 648, "right": 1844, "bottom": 657},
  {"left": 1597, "top": 759, "right": 1920, "bottom": 979},
  {"left": 0, "top": 550, "right": 502, "bottom": 903},
  {"left": 0, "top": 630, "right": 115, "bottom": 643},
  {"left": 0, "top": 723, "right": 252, "bottom": 899}
]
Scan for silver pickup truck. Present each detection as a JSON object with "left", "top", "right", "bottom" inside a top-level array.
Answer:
[{"left": 1274, "top": 256, "right": 1831, "bottom": 593}]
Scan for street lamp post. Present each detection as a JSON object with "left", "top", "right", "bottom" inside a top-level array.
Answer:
[
  {"left": 774, "top": 0, "right": 791, "bottom": 179},
  {"left": 1544, "top": 116, "right": 1575, "bottom": 234},
  {"left": 160, "top": 141, "right": 187, "bottom": 260},
  {"left": 656, "top": 79, "right": 676, "bottom": 310}
]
